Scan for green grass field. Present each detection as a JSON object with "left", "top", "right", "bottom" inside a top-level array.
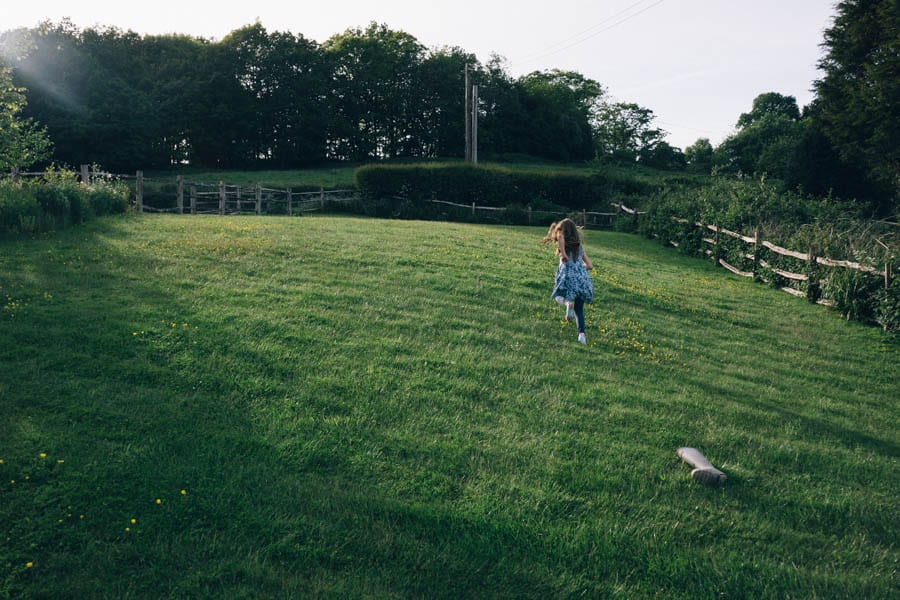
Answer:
[{"left": 1, "top": 214, "right": 897, "bottom": 598}]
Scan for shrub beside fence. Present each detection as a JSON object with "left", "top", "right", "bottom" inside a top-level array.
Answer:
[
  {"left": 1, "top": 167, "right": 129, "bottom": 235},
  {"left": 621, "top": 202, "right": 898, "bottom": 331}
]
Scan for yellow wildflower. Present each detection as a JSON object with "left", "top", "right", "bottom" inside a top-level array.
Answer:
[{"left": 25, "top": 562, "right": 33, "bottom": 568}]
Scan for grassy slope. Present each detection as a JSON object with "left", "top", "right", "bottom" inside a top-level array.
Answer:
[{"left": 1, "top": 215, "right": 896, "bottom": 598}]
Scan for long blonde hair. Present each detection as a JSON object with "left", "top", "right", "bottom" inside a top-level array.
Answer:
[{"left": 542, "top": 218, "right": 582, "bottom": 258}]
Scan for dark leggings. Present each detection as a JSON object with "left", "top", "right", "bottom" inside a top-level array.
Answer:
[{"left": 574, "top": 299, "right": 585, "bottom": 333}]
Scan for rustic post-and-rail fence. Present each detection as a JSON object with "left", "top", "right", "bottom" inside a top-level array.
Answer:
[
  {"left": 134, "top": 172, "right": 360, "bottom": 217},
  {"left": 614, "top": 203, "right": 894, "bottom": 307},
  {"left": 11, "top": 165, "right": 616, "bottom": 226}
]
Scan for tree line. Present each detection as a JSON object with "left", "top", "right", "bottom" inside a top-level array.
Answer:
[{"left": 0, "top": 0, "right": 897, "bottom": 216}]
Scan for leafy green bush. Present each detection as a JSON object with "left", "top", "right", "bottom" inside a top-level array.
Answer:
[
  {"left": 0, "top": 167, "right": 130, "bottom": 235},
  {"left": 824, "top": 268, "right": 882, "bottom": 322},
  {"left": 0, "top": 182, "right": 39, "bottom": 233},
  {"left": 874, "top": 277, "right": 900, "bottom": 333},
  {"left": 86, "top": 184, "right": 129, "bottom": 216}
]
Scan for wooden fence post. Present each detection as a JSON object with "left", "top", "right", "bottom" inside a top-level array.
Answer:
[
  {"left": 472, "top": 202, "right": 476, "bottom": 218},
  {"left": 10, "top": 167, "right": 19, "bottom": 183},
  {"left": 807, "top": 246, "right": 820, "bottom": 303},
  {"left": 80, "top": 164, "right": 90, "bottom": 186},
  {"left": 255, "top": 184, "right": 262, "bottom": 216},
  {"left": 176, "top": 175, "right": 184, "bottom": 214},
  {"left": 714, "top": 225, "right": 721, "bottom": 266},
  {"left": 527, "top": 206, "right": 532, "bottom": 224},
  {"left": 190, "top": 186, "right": 196, "bottom": 215},
  {"left": 235, "top": 186, "right": 242, "bottom": 213},
  {"left": 218, "top": 181, "right": 225, "bottom": 215},
  {"left": 320, "top": 187, "right": 325, "bottom": 211},
  {"left": 287, "top": 188, "right": 292, "bottom": 216},
  {"left": 753, "top": 226, "right": 762, "bottom": 282},
  {"left": 135, "top": 170, "right": 143, "bottom": 213}
]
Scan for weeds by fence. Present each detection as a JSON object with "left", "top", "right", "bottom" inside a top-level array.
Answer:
[{"left": 615, "top": 202, "right": 896, "bottom": 328}]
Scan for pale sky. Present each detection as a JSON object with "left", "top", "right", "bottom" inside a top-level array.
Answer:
[{"left": 1, "top": 0, "right": 838, "bottom": 151}]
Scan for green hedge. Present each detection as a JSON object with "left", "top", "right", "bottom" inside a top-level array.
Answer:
[
  {"left": 354, "top": 162, "right": 632, "bottom": 211},
  {"left": 0, "top": 178, "right": 130, "bottom": 235}
]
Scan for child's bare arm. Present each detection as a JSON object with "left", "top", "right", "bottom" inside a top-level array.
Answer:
[
  {"left": 558, "top": 234, "right": 569, "bottom": 262},
  {"left": 582, "top": 250, "right": 593, "bottom": 269}
]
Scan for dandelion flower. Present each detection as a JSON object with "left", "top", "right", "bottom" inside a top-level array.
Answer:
[
  {"left": 180, "top": 489, "right": 187, "bottom": 495},
  {"left": 155, "top": 498, "right": 162, "bottom": 505},
  {"left": 39, "top": 453, "right": 47, "bottom": 459},
  {"left": 26, "top": 562, "right": 33, "bottom": 568},
  {"left": 57, "top": 459, "right": 64, "bottom": 464},
  {"left": 130, "top": 518, "right": 137, "bottom": 525},
  {"left": 125, "top": 527, "right": 131, "bottom": 533}
]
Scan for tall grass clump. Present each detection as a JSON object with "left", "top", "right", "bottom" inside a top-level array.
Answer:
[{"left": 0, "top": 167, "right": 130, "bottom": 235}]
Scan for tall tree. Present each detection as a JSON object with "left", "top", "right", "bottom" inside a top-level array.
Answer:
[
  {"left": 736, "top": 92, "right": 802, "bottom": 128},
  {"left": 714, "top": 93, "right": 803, "bottom": 180},
  {"left": 215, "top": 23, "right": 328, "bottom": 167},
  {"left": 814, "top": 0, "right": 899, "bottom": 214},
  {"left": 324, "top": 23, "right": 426, "bottom": 161},
  {"left": 593, "top": 102, "right": 665, "bottom": 164},
  {"left": 0, "top": 61, "right": 52, "bottom": 169},
  {"left": 416, "top": 47, "right": 476, "bottom": 157},
  {"left": 516, "top": 69, "right": 602, "bottom": 161},
  {"left": 684, "top": 138, "right": 713, "bottom": 173}
]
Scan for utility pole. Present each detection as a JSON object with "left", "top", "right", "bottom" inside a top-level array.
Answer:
[
  {"left": 471, "top": 85, "right": 478, "bottom": 164},
  {"left": 464, "top": 64, "right": 472, "bottom": 162}
]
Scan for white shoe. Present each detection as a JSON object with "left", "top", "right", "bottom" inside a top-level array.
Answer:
[
  {"left": 555, "top": 296, "right": 566, "bottom": 307},
  {"left": 565, "top": 302, "right": 575, "bottom": 322},
  {"left": 577, "top": 332, "right": 586, "bottom": 345}
]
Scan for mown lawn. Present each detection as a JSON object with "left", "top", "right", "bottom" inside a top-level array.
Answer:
[{"left": 1, "top": 214, "right": 896, "bottom": 598}]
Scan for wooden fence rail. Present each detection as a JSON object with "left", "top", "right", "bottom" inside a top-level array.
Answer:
[
  {"left": 426, "top": 198, "right": 617, "bottom": 227},
  {"left": 612, "top": 203, "right": 893, "bottom": 304}
]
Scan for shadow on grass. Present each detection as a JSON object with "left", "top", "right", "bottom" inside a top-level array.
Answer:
[{"left": 0, "top": 217, "right": 577, "bottom": 598}]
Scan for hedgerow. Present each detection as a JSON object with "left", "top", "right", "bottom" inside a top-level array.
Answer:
[
  {"left": 0, "top": 170, "right": 129, "bottom": 235},
  {"left": 354, "top": 162, "right": 647, "bottom": 211}
]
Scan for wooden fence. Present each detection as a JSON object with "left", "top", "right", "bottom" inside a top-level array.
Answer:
[
  {"left": 614, "top": 203, "right": 893, "bottom": 304},
  {"left": 138, "top": 175, "right": 360, "bottom": 217},
  {"left": 425, "top": 198, "right": 617, "bottom": 227}
]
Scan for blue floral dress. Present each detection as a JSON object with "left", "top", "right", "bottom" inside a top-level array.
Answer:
[{"left": 551, "top": 247, "right": 594, "bottom": 303}]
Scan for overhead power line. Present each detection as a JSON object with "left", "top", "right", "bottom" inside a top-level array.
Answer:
[{"left": 514, "top": 0, "right": 666, "bottom": 67}]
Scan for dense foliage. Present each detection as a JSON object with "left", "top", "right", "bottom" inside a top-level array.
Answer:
[
  {"left": 813, "top": 0, "right": 900, "bottom": 215},
  {"left": 0, "top": 63, "right": 52, "bottom": 170},
  {"left": 636, "top": 175, "right": 898, "bottom": 331},
  {"left": 0, "top": 22, "right": 622, "bottom": 171},
  {"left": 0, "top": 168, "right": 129, "bottom": 234}
]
